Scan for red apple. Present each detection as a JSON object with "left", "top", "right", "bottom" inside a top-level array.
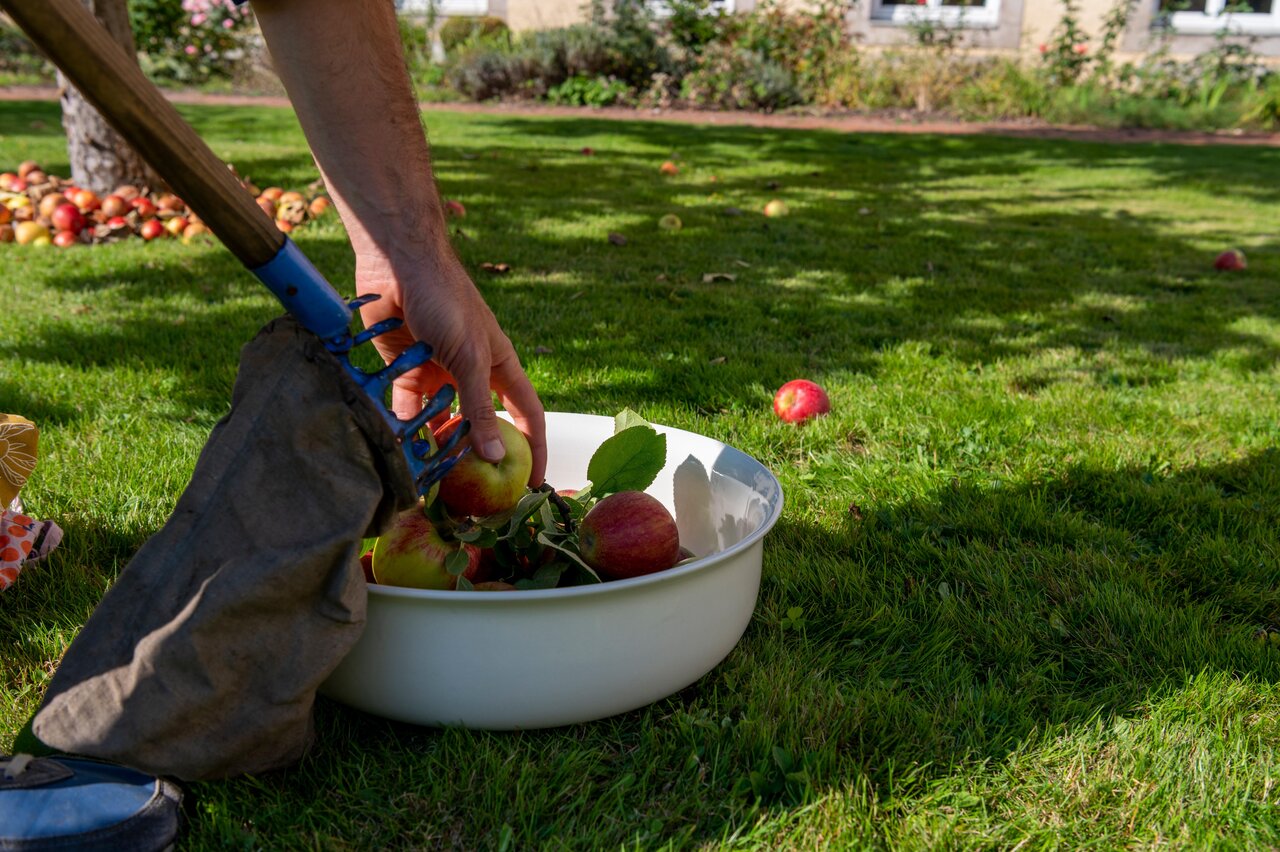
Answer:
[
  {"left": 37, "top": 193, "right": 69, "bottom": 220},
  {"left": 182, "top": 222, "right": 210, "bottom": 243},
  {"left": 444, "top": 198, "right": 466, "bottom": 218},
  {"left": 659, "top": 160, "right": 679, "bottom": 176},
  {"left": 130, "top": 197, "right": 157, "bottom": 219},
  {"left": 51, "top": 203, "right": 85, "bottom": 234},
  {"left": 139, "top": 219, "right": 165, "bottom": 241},
  {"left": 99, "top": 195, "right": 127, "bottom": 218},
  {"left": 360, "top": 549, "right": 375, "bottom": 583},
  {"left": 256, "top": 196, "right": 276, "bottom": 218},
  {"left": 106, "top": 215, "right": 130, "bottom": 230},
  {"left": 1214, "top": 249, "right": 1246, "bottom": 271},
  {"left": 164, "top": 216, "right": 189, "bottom": 237},
  {"left": 52, "top": 230, "right": 78, "bottom": 248},
  {"left": 112, "top": 184, "right": 140, "bottom": 201},
  {"left": 371, "top": 501, "right": 467, "bottom": 590},
  {"left": 309, "top": 196, "right": 331, "bottom": 217},
  {"left": 24, "top": 170, "right": 47, "bottom": 186},
  {"left": 16, "top": 160, "right": 39, "bottom": 179},
  {"left": 578, "top": 491, "right": 681, "bottom": 581},
  {"left": 773, "top": 379, "right": 830, "bottom": 423},
  {"left": 71, "top": 189, "right": 99, "bottom": 212},
  {"left": 0, "top": 206, "right": 9, "bottom": 226},
  {"left": 259, "top": 186, "right": 284, "bottom": 202},
  {"left": 0, "top": 172, "right": 16, "bottom": 191},
  {"left": 433, "top": 416, "right": 533, "bottom": 518}
]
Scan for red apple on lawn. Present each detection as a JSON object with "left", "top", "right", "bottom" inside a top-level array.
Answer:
[
  {"left": 71, "top": 189, "right": 99, "bottom": 213},
  {"left": 106, "top": 215, "right": 130, "bottom": 230},
  {"left": 0, "top": 172, "right": 16, "bottom": 191},
  {"left": 372, "top": 502, "right": 468, "bottom": 590},
  {"left": 37, "top": 193, "right": 69, "bottom": 220},
  {"left": 139, "top": 219, "right": 165, "bottom": 241},
  {"left": 52, "top": 230, "right": 79, "bottom": 248},
  {"left": 16, "top": 160, "right": 39, "bottom": 179},
  {"left": 51, "top": 203, "right": 85, "bottom": 234},
  {"left": 578, "top": 491, "right": 681, "bottom": 581},
  {"left": 1214, "top": 249, "right": 1247, "bottom": 271},
  {"left": 165, "top": 216, "right": 190, "bottom": 237},
  {"left": 659, "top": 160, "right": 679, "bottom": 176},
  {"left": 444, "top": 198, "right": 466, "bottom": 218},
  {"left": 259, "top": 186, "right": 285, "bottom": 202},
  {"left": 773, "top": 379, "right": 830, "bottom": 423},
  {"left": 433, "top": 416, "right": 533, "bottom": 518}
]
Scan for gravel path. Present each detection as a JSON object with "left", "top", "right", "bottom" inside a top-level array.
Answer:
[{"left": 4, "top": 85, "right": 1279, "bottom": 147}]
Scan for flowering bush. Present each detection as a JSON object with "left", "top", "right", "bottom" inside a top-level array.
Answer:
[{"left": 129, "top": 0, "right": 256, "bottom": 84}]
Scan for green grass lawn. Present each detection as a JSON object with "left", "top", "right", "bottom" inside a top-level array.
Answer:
[{"left": 2, "top": 99, "right": 1279, "bottom": 849}]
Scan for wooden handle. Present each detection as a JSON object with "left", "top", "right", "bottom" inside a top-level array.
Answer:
[{"left": 2, "top": 0, "right": 284, "bottom": 268}]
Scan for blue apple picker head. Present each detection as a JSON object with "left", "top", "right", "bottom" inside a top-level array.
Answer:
[{"left": 1, "top": 0, "right": 469, "bottom": 498}]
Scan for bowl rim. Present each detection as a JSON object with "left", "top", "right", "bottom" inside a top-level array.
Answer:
[{"left": 368, "top": 412, "right": 784, "bottom": 603}]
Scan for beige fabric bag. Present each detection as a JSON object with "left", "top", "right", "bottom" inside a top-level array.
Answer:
[{"left": 28, "top": 317, "right": 417, "bottom": 780}]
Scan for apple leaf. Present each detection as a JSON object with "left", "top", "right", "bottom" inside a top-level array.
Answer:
[
  {"left": 614, "top": 408, "right": 651, "bottom": 434},
  {"left": 456, "top": 576, "right": 475, "bottom": 591},
  {"left": 445, "top": 548, "right": 471, "bottom": 577},
  {"left": 514, "top": 563, "right": 565, "bottom": 590},
  {"left": 588, "top": 425, "right": 666, "bottom": 497},
  {"left": 536, "top": 531, "right": 602, "bottom": 583}
]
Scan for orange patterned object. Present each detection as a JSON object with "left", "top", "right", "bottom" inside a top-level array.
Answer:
[{"left": 0, "top": 510, "right": 60, "bottom": 591}]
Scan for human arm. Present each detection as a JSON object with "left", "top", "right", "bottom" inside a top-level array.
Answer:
[{"left": 250, "top": 0, "right": 546, "bottom": 485}]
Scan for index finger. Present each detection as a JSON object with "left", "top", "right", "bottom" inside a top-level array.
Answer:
[{"left": 492, "top": 356, "right": 546, "bottom": 488}]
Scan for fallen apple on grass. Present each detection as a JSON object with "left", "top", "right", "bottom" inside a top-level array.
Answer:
[
  {"left": 1214, "top": 249, "right": 1247, "bottom": 271},
  {"left": 139, "top": 219, "right": 166, "bottom": 241},
  {"left": 773, "top": 379, "right": 830, "bottom": 423},
  {"left": 659, "top": 160, "right": 679, "bottom": 176},
  {"left": 658, "top": 214, "right": 683, "bottom": 231},
  {"left": 763, "top": 199, "right": 789, "bottom": 218}
]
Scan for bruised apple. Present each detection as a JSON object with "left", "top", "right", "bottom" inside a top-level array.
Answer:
[
  {"left": 434, "top": 416, "right": 532, "bottom": 518},
  {"left": 372, "top": 501, "right": 470, "bottom": 590},
  {"left": 578, "top": 491, "right": 681, "bottom": 581}
]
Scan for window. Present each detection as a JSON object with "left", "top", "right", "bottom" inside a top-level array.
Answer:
[
  {"left": 871, "top": 0, "right": 1001, "bottom": 28},
  {"left": 396, "top": 0, "right": 489, "bottom": 15},
  {"left": 1156, "top": 0, "right": 1280, "bottom": 35}
]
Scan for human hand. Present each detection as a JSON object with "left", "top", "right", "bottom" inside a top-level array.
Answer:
[{"left": 355, "top": 247, "right": 546, "bottom": 489}]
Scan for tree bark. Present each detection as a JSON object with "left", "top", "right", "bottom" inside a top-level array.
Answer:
[{"left": 57, "top": 0, "right": 159, "bottom": 193}]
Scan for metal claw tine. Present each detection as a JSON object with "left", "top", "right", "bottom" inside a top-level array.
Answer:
[
  {"left": 347, "top": 293, "right": 382, "bottom": 310},
  {"left": 377, "top": 342, "right": 433, "bottom": 384},
  {"left": 352, "top": 317, "right": 404, "bottom": 346},
  {"left": 397, "top": 405, "right": 437, "bottom": 443},
  {"left": 416, "top": 449, "right": 469, "bottom": 493},
  {"left": 418, "top": 383, "right": 456, "bottom": 422}
]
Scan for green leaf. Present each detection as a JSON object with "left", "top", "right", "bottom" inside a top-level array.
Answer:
[
  {"left": 444, "top": 547, "right": 471, "bottom": 577},
  {"left": 536, "top": 531, "right": 602, "bottom": 582},
  {"left": 614, "top": 407, "right": 650, "bottom": 433},
  {"left": 456, "top": 575, "right": 474, "bottom": 591},
  {"left": 360, "top": 537, "right": 378, "bottom": 556},
  {"left": 587, "top": 425, "right": 666, "bottom": 497}
]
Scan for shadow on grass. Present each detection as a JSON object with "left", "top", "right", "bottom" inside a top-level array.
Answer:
[{"left": 179, "top": 448, "right": 1280, "bottom": 847}]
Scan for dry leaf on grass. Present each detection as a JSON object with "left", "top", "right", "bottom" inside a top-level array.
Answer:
[
  {"left": 480, "top": 262, "right": 511, "bottom": 275},
  {"left": 702, "top": 272, "right": 736, "bottom": 283}
]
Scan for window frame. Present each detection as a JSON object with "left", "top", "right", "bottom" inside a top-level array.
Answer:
[
  {"left": 870, "top": 0, "right": 1002, "bottom": 28},
  {"left": 1158, "top": 0, "right": 1280, "bottom": 35}
]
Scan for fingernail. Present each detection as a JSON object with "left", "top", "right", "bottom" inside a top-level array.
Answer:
[{"left": 481, "top": 439, "right": 506, "bottom": 461}]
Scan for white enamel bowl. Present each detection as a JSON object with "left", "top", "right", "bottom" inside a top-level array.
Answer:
[{"left": 321, "top": 412, "right": 784, "bottom": 729}]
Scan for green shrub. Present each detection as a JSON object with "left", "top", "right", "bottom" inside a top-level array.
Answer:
[
  {"left": 0, "top": 21, "right": 52, "bottom": 79},
  {"left": 679, "top": 42, "right": 799, "bottom": 111},
  {"left": 439, "top": 15, "right": 510, "bottom": 54},
  {"left": 546, "top": 74, "right": 630, "bottom": 106}
]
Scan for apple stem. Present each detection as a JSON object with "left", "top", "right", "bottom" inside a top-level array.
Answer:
[{"left": 540, "top": 483, "right": 576, "bottom": 535}]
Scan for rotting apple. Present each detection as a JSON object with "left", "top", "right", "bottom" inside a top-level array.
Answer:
[
  {"left": 658, "top": 214, "right": 682, "bottom": 231},
  {"left": 773, "top": 379, "right": 830, "bottom": 424},
  {"left": 578, "top": 491, "right": 681, "bottom": 581},
  {"left": 372, "top": 502, "right": 465, "bottom": 590},
  {"left": 100, "top": 195, "right": 127, "bottom": 218},
  {"left": 433, "top": 416, "right": 533, "bottom": 518}
]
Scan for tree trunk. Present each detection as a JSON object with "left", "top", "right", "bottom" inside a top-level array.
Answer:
[{"left": 56, "top": 0, "right": 159, "bottom": 193}]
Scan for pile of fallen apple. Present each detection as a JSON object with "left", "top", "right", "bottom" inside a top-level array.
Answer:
[
  {"left": 0, "top": 160, "right": 331, "bottom": 247},
  {"left": 365, "top": 409, "right": 690, "bottom": 592}
]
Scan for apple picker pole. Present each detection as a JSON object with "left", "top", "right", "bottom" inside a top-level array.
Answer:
[{"left": 3, "top": 0, "right": 469, "bottom": 780}]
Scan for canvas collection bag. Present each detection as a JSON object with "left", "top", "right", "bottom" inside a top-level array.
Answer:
[{"left": 20, "top": 316, "right": 418, "bottom": 781}]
